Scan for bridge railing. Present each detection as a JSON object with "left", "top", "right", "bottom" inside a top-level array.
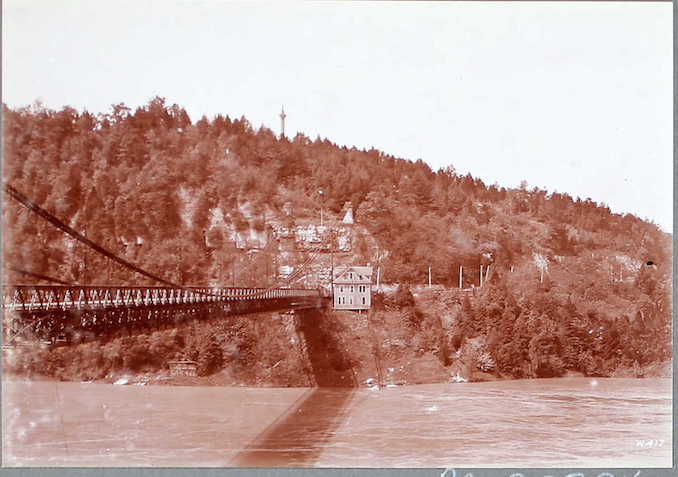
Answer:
[{"left": 2, "top": 285, "right": 321, "bottom": 313}]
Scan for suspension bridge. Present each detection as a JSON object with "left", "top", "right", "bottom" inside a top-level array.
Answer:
[{"left": 2, "top": 183, "right": 329, "bottom": 344}]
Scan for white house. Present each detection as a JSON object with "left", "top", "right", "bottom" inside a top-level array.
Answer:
[{"left": 332, "top": 265, "right": 372, "bottom": 310}]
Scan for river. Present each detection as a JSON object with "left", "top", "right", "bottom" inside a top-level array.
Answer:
[{"left": 2, "top": 377, "right": 672, "bottom": 468}]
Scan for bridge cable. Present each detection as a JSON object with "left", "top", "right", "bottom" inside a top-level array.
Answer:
[
  {"left": 4, "top": 182, "right": 186, "bottom": 289},
  {"left": 227, "top": 245, "right": 325, "bottom": 298},
  {"left": 5, "top": 265, "right": 72, "bottom": 286},
  {"left": 4, "top": 183, "right": 322, "bottom": 299}
]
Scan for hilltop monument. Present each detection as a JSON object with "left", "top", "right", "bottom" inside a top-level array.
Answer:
[{"left": 279, "top": 106, "right": 286, "bottom": 138}]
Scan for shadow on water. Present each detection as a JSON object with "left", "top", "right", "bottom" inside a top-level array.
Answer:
[{"left": 231, "top": 308, "right": 357, "bottom": 467}]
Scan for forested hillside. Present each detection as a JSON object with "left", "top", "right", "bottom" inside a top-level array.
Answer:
[{"left": 2, "top": 98, "right": 672, "bottom": 378}]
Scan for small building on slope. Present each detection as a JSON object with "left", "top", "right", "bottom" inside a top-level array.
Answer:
[{"left": 332, "top": 265, "right": 373, "bottom": 310}]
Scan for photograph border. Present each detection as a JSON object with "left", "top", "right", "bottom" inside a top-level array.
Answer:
[{"left": 1, "top": 0, "right": 675, "bottom": 475}]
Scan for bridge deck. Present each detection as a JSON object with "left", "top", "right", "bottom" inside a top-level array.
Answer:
[{"left": 3, "top": 285, "right": 327, "bottom": 343}]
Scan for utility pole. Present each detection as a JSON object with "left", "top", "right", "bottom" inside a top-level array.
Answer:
[
  {"left": 330, "top": 231, "right": 335, "bottom": 290},
  {"left": 428, "top": 265, "right": 432, "bottom": 288},
  {"left": 318, "top": 189, "right": 324, "bottom": 227},
  {"left": 459, "top": 265, "right": 463, "bottom": 289},
  {"left": 480, "top": 265, "right": 483, "bottom": 288},
  {"left": 376, "top": 266, "right": 380, "bottom": 289}
]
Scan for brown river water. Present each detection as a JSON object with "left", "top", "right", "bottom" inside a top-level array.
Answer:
[{"left": 2, "top": 377, "right": 672, "bottom": 468}]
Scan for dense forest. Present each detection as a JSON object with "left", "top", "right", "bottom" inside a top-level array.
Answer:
[{"left": 2, "top": 98, "right": 672, "bottom": 379}]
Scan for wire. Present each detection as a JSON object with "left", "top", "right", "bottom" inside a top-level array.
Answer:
[
  {"left": 4, "top": 182, "right": 323, "bottom": 299},
  {"left": 5, "top": 183, "right": 181, "bottom": 288},
  {"left": 5, "top": 265, "right": 72, "bottom": 285}
]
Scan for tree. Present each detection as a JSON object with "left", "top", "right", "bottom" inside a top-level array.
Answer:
[{"left": 198, "top": 336, "right": 224, "bottom": 376}]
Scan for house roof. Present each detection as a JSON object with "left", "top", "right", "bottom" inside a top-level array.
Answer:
[{"left": 333, "top": 265, "right": 373, "bottom": 283}]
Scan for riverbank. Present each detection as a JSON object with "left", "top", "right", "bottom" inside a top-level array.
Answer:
[
  {"left": 3, "top": 288, "right": 672, "bottom": 387},
  {"left": 3, "top": 356, "right": 669, "bottom": 389}
]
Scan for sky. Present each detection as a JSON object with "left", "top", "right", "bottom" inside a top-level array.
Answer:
[{"left": 2, "top": 1, "right": 673, "bottom": 232}]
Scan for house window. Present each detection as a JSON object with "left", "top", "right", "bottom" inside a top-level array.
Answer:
[
  {"left": 362, "top": 297, "right": 366, "bottom": 304},
  {"left": 350, "top": 273, "right": 353, "bottom": 280},
  {"left": 340, "top": 286, "right": 344, "bottom": 293},
  {"left": 350, "top": 286, "right": 354, "bottom": 293}
]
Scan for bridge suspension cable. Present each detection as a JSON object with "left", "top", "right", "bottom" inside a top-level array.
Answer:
[
  {"left": 230, "top": 244, "right": 325, "bottom": 298},
  {"left": 6, "top": 265, "right": 72, "bottom": 286},
  {"left": 4, "top": 182, "right": 327, "bottom": 299},
  {"left": 4, "top": 182, "right": 184, "bottom": 288}
]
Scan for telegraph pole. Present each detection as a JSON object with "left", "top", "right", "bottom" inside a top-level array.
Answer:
[
  {"left": 318, "top": 189, "right": 324, "bottom": 227},
  {"left": 330, "top": 230, "right": 335, "bottom": 291}
]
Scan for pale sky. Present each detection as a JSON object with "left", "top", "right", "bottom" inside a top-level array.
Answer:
[{"left": 2, "top": 1, "right": 673, "bottom": 232}]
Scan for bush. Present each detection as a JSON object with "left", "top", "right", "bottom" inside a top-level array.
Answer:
[
  {"left": 391, "top": 285, "right": 415, "bottom": 309},
  {"left": 123, "top": 344, "right": 149, "bottom": 371},
  {"left": 476, "top": 351, "right": 496, "bottom": 372},
  {"left": 371, "top": 292, "right": 386, "bottom": 310},
  {"left": 198, "top": 337, "right": 224, "bottom": 376},
  {"left": 533, "top": 355, "right": 566, "bottom": 378},
  {"left": 404, "top": 307, "right": 425, "bottom": 328}
]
